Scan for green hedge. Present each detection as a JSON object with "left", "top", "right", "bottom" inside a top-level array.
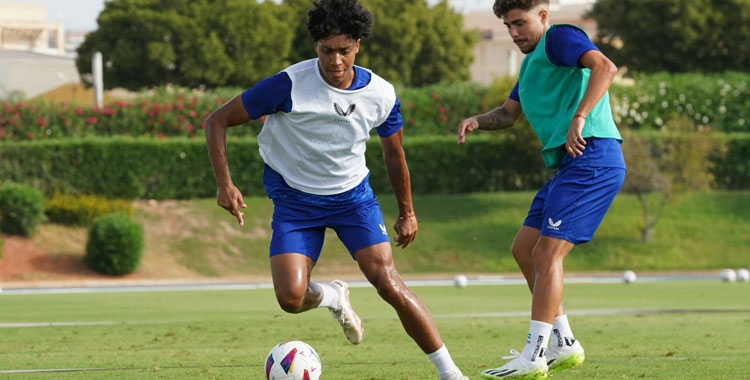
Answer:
[
  {"left": 0, "top": 134, "right": 747, "bottom": 199},
  {"left": 713, "top": 133, "right": 750, "bottom": 189},
  {"left": 0, "top": 183, "right": 46, "bottom": 236},
  {"left": 85, "top": 213, "right": 144, "bottom": 275}
]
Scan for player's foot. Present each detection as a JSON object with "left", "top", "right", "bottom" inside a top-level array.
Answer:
[
  {"left": 328, "top": 280, "right": 363, "bottom": 345},
  {"left": 546, "top": 339, "right": 585, "bottom": 374},
  {"left": 440, "top": 369, "right": 469, "bottom": 380},
  {"left": 480, "top": 349, "right": 548, "bottom": 379}
]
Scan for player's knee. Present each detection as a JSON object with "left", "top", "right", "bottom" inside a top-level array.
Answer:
[
  {"left": 276, "top": 292, "right": 306, "bottom": 314},
  {"left": 511, "top": 242, "right": 531, "bottom": 263},
  {"left": 370, "top": 269, "right": 406, "bottom": 305},
  {"left": 532, "top": 247, "right": 560, "bottom": 271}
]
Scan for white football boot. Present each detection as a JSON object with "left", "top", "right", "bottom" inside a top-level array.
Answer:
[
  {"left": 546, "top": 339, "right": 585, "bottom": 374},
  {"left": 328, "top": 280, "right": 364, "bottom": 344},
  {"left": 480, "top": 349, "right": 548, "bottom": 380}
]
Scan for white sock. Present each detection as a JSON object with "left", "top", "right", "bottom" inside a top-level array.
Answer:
[
  {"left": 427, "top": 345, "right": 461, "bottom": 379},
  {"left": 551, "top": 314, "right": 576, "bottom": 349},
  {"left": 316, "top": 283, "right": 339, "bottom": 309},
  {"left": 521, "top": 320, "right": 552, "bottom": 362}
]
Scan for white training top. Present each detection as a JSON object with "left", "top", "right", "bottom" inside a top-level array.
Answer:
[{"left": 257, "top": 59, "right": 396, "bottom": 195}]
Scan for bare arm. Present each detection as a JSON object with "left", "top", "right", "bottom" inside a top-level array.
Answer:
[
  {"left": 205, "top": 95, "right": 251, "bottom": 225},
  {"left": 380, "top": 129, "right": 417, "bottom": 249},
  {"left": 566, "top": 49, "right": 618, "bottom": 157},
  {"left": 457, "top": 97, "right": 522, "bottom": 144}
]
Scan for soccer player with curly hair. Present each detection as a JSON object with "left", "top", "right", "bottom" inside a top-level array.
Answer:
[
  {"left": 458, "top": 0, "right": 626, "bottom": 379},
  {"left": 206, "top": 1, "right": 467, "bottom": 378}
]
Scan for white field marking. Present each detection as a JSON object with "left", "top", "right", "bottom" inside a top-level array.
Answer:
[
  {"left": 0, "top": 274, "right": 720, "bottom": 295},
  {"left": 426, "top": 308, "right": 750, "bottom": 320},
  {"left": 0, "top": 320, "right": 162, "bottom": 329},
  {"left": 0, "top": 321, "right": 116, "bottom": 328},
  {"left": 0, "top": 361, "right": 424, "bottom": 374},
  {"left": 6, "top": 308, "right": 742, "bottom": 329}
]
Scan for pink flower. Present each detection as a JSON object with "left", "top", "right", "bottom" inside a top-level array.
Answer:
[
  {"left": 85, "top": 117, "right": 98, "bottom": 124},
  {"left": 188, "top": 110, "right": 197, "bottom": 118},
  {"left": 37, "top": 117, "right": 47, "bottom": 127}
]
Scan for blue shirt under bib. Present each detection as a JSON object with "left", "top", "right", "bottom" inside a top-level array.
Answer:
[{"left": 244, "top": 66, "right": 396, "bottom": 205}]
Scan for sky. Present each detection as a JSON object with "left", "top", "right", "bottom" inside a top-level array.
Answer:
[{"left": 0, "top": 0, "right": 497, "bottom": 31}]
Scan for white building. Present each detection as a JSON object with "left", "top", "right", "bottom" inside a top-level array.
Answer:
[
  {"left": 0, "top": 2, "right": 81, "bottom": 99},
  {"left": 463, "top": 0, "right": 598, "bottom": 84},
  {"left": 0, "top": 2, "right": 65, "bottom": 55}
]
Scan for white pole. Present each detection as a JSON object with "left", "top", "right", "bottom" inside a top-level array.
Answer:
[
  {"left": 508, "top": 49, "right": 518, "bottom": 76},
  {"left": 93, "top": 51, "right": 103, "bottom": 108}
]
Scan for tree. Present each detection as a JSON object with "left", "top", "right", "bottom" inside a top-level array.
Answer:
[
  {"left": 77, "top": 0, "right": 294, "bottom": 90},
  {"left": 587, "top": 0, "right": 750, "bottom": 73},
  {"left": 620, "top": 117, "right": 715, "bottom": 242},
  {"left": 282, "top": 0, "right": 318, "bottom": 64},
  {"left": 285, "top": 0, "right": 476, "bottom": 86}
]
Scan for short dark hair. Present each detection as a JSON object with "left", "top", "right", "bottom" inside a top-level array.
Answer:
[
  {"left": 493, "top": 0, "right": 549, "bottom": 18},
  {"left": 307, "top": 0, "right": 373, "bottom": 42}
]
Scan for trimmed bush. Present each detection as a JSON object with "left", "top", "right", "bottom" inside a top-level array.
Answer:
[
  {"left": 0, "top": 183, "right": 45, "bottom": 236},
  {"left": 84, "top": 213, "right": 144, "bottom": 275},
  {"left": 0, "top": 133, "right": 748, "bottom": 199},
  {"left": 45, "top": 194, "right": 134, "bottom": 226}
]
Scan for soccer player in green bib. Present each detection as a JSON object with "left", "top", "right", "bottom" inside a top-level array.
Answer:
[{"left": 457, "top": 1, "right": 626, "bottom": 379}]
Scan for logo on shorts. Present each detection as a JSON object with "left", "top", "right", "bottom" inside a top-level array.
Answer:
[
  {"left": 547, "top": 218, "right": 562, "bottom": 231},
  {"left": 379, "top": 224, "right": 387, "bottom": 235}
]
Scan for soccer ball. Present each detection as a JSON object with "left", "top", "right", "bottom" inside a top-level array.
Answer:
[
  {"left": 720, "top": 269, "right": 737, "bottom": 283},
  {"left": 736, "top": 268, "right": 749, "bottom": 282},
  {"left": 454, "top": 274, "right": 468, "bottom": 288},
  {"left": 265, "top": 341, "right": 321, "bottom": 380},
  {"left": 623, "top": 270, "right": 637, "bottom": 284}
]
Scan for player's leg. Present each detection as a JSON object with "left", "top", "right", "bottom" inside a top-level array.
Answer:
[
  {"left": 355, "top": 242, "right": 441, "bottom": 351},
  {"left": 354, "top": 243, "right": 466, "bottom": 380},
  {"left": 530, "top": 236, "right": 573, "bottom": 323},
  {"left": 270, "top": 252, "right": 318, "bottom": 313},
  {"left": 511, "top": 225, "right": 540, "bottom": 293},
  {"left": 333, "top": 199, "right": 467, "bottom": 379},
  {"left": 268, "top": 199, "right": 330, "bottom": 314}
]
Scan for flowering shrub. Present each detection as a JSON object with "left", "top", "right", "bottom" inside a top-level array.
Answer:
[
  {"left": 1, "top": 72, "right": 747, "bottom": 143},
  {"left": 0, "top": 87, "right": 262, "bottom": 141},
  {"left": 45, "top": 194, "right": 134, "bottom": 226},
  {"left": 610, "top": 72, "right": 750, "bottom": 132}
]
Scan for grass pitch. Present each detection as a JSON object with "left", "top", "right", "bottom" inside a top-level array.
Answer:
[{"left": 1, "top": 280, "right": 749, "bottom": 379}]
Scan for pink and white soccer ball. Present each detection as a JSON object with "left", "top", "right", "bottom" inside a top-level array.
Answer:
[{"left": 265, "top": 340, "right": 321, "bottom": 380}]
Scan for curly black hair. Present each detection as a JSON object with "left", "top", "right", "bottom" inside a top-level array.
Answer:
[
  {"left": 307, "top": 0, "right": 373, "bottom": 42},
  {"left": 493, "top": 0, "right": 549, "bottom": 17}
]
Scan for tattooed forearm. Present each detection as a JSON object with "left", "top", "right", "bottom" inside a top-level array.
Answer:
[{"left": 475, "top": 107, "right": 516, "bottom": 130}]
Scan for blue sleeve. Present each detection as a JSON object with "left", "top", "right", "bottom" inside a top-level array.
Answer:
[
  {"left": 376, "top": 96, "right": 403, "bottom": 137},
  {"left": 241, "top": 72, "right": 293, "bottom": 119},
  {"left": 509, "top": 81, "right": 520, "bottom": 102},
  {"left": 545, "top": 26, "right": 600, "bottom": 68}
]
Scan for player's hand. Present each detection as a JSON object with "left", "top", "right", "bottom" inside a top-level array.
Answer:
[
  {"left": 566, "top": 116, "right": 586, "bottom": 157},
  {"left": 457, "top": 117, "right": 479, "bottom": 145},
  {"left": 393, "top": 215, "right": 418, "bottom": 249},
  {"left": 216, "top": 184, "right": 247, "bottom": 226}
]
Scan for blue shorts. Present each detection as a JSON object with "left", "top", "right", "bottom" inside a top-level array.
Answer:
[
  {"left": 523, "top": 165, "right": 625, "bottom": 245},
  {"left": 270, "top": 197, "right": 390, "bottom": 262}
]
